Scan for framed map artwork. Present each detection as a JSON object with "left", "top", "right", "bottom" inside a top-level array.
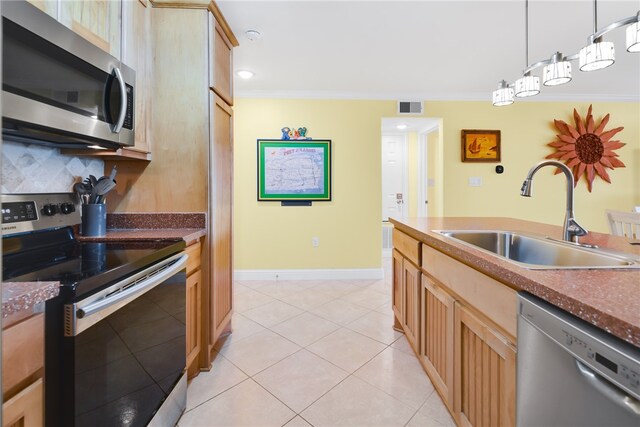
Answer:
[{"left": 257, "top": 139, "right": 332, "bottom": 201}]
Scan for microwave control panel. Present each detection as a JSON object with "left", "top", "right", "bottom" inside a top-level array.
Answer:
[{"left": 123, "top": 84, "right": 134, "bottom": 130}]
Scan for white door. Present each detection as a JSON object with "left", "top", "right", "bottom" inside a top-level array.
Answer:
[{"left": 382, "top": 134, "right": 407, "bottom": 221}]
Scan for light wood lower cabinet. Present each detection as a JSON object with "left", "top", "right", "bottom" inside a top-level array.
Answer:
[
  {"left": 401, "top": 260, "right": 420, "bottom": 350},
  {"left": 454, "top": 303, "right": 516, "bottom": 427},
  {"left": 185, "top": 240, "right": 203, "bottom": 379},
  {"left": 392, "top": 249, "right": 403, "bottom": 328},
  {"left": 2, "top": 378, "right": 43, "bottom": 427},
  {"left": 2, "top": 313, "right": 44, "bottom": 427},
  {"left": 392, "top": 232, "right": 518, "bottom": 427},
  {"left": 421, "top": 275, "right": 455, "bottom": 406}
]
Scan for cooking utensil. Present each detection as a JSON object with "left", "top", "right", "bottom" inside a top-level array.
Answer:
[{"left": 94, "top": 177, "right": 116, "bottom": 204}]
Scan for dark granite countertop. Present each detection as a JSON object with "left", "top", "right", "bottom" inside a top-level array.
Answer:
[{"left": 3, "top": 213, "right": 206, "bottom": 326}]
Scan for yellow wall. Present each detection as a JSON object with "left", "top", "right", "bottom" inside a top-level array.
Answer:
[
  {"left": 425, "top": 101, "right": 640, "bottom": 233},
  {"left": 407, "top": 131, "right": 418, "bottom": 218},
  {"left": 234, "top": 99, "right": 395, "bottom": 270},
  {"left": 234, "top": 99, "right": 639, "bottom": 269}
]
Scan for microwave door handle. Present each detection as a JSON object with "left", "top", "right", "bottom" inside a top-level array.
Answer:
[{"left": 112, "top": 67, "right": 127, "bottom": 133}]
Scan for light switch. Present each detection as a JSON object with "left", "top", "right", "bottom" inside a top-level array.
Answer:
[{"left": 468, "top": 177, "right": 483, "bottom": 187}]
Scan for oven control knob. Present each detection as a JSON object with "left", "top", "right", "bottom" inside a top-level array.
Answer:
[
  {"left": 41, "top": 204, "right": 58, "bottom": 216},
  {"left": 60, "top": 203, "right": 75, "bottom": 215}
]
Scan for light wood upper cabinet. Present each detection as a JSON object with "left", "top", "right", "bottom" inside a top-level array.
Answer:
[
  {"left": 122, "top": 0, "right": 151, "bottom": 154},
  {"left": 209, "top": 14, "right": 234, "bottom": 106},
  {"left": 454, "top": 303, "right": 516, "bottom": 427},
  {"left": 59, "top": 0, "right": 122, "bottom": 59}
]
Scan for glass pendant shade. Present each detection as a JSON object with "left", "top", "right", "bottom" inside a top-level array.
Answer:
[
  {"left": 579, "top": 41, "right": 615, "bottom": 71},
  {"left": 627, "top": 21, "right": 640, "bottom": 52},
  {"left": 515, "top": 75, "right": 540, "bottom": 97},
  {"left": 543, "top": 61, "right": 572, "bottom": 86},
  {"left": 492, "top": 81, "right": 514, "bottom": 106}
]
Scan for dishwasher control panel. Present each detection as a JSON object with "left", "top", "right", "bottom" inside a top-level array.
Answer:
[
  {"left": 519, "top": 293, "right": 640, "bottom": 400},
  {"left": 562, "top": 330, "right": 640, "bottom": 393}
]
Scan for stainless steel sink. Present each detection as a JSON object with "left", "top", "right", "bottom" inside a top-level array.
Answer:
[{"left": 437, "top": 230, "right": 640, "bottom": 269}]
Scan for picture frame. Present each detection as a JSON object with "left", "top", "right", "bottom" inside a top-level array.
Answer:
[
  {"left": 461, "top": 129, "right": 501, "bottom": 162},
  {"left": 257, "top": 139, "right": 332, "bottom": 201}
]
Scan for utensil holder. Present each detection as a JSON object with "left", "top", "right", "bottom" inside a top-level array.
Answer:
[{"left": 81, "top": 204, "right": 107, "bottom": 237}]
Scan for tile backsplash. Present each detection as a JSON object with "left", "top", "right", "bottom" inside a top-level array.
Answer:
[{"left": 2, "top": 142, "right": 104, "bottom": 194}]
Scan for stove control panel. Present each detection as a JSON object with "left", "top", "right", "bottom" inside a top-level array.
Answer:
[{"left": 1, "top": 193, "right": 80, "bottom": 236}]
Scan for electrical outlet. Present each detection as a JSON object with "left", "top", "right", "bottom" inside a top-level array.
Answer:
[{"left": 312, "top": 237, "right": 320, "bottom": 247}]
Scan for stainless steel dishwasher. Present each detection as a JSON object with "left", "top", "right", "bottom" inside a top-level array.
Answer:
[{"left": 517, "top": 292, "right": 640, "bottom": 426}]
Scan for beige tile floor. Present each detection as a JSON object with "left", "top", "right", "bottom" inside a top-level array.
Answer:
[{"left": 178, "top": 259, "right": 456, "bottom": 427}]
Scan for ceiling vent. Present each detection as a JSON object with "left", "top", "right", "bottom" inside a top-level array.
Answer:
[{"left": 397, "top": 101, "right": 423, "bottom": 115}]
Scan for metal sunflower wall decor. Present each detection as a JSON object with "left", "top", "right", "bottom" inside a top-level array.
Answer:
[{"left": 546, "top": 105, "right": 625, "bottom": 192}]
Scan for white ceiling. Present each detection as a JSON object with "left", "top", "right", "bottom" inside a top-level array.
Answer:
[{"left": 217, "top": 0, "right": 640, "bottom": 101}]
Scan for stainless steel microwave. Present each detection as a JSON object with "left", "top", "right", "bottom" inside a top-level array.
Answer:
[{"left": 2, "top": 1, "right": 135, "bottom": 149}]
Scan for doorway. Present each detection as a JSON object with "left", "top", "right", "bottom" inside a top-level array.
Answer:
[{"left": 381, "top": 117, "right": 443, "bottom": 255}]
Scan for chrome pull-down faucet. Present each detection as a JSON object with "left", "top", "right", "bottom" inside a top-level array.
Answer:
[{"left": 521, "top": 160, "right": 588, "bottom": 243}]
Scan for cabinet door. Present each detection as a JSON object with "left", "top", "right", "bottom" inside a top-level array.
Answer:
[
  {"left": 454, "top": 303, "right": 516, "bottom": 427},
  {"left": 391, "top": 249, "right": 403, "bottom": 325},
  {"left": 209, "top": 14, "right": 234, "bottom": 105},
  {"left": 186, "top": 269, "right": 202, "bottom": 378},
  {"left": 421, "top": 276, "right": 455, "bottom": 406},
  {"left": 2, "top": 378, "right": 43, "bottom": 427},
  {"left": 122, "top": 0, "right": 151, "bottom": 153},
  {"left": 209, "top": 93, "right": 234, "bottom": 345},
  {"left": 402, "top": 260, "right": 420, "bottom": 351},
  {"left": 60, "top": 0, "right": 121, "bottom": 59}
]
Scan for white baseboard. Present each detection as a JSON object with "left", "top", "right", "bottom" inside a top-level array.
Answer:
[{"left": 234, "top": 268, "right": 385, "bottom": 281}]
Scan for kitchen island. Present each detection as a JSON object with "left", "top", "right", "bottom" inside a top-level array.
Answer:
[{"left": 389, "top": 216, "right": 640, "bottom": 427}]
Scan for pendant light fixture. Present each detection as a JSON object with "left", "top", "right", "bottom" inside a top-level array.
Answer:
[
  {"left": 492, "top": 80, "right": 515, "bottom": 106},
  {"left": 490, "top": 1, "right": 639, "bottom": 106},
  {"left": 515, "top": 0, "right": 540, "bottom": 97},
  {"left": 626, "top": 12, "right": 640, "bottom": 52},
  {"left": 579, "top": 0, "right": 615, "bottom": 71},
  {"left": 543, "top": 52, "right": 572, "bottom": 86}
]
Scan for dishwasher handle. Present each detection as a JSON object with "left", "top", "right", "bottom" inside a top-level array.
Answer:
[{"left": 575, "top": 360, "right": 640, "bottom": 416}]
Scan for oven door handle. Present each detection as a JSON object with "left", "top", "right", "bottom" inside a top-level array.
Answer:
[{"left": 65, "top": 253, "right": 188, "bottom": 336}]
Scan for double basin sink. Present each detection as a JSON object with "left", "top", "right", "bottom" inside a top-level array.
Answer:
[{"left": 437, "top": 230, "right": 639, "bottom": 269}]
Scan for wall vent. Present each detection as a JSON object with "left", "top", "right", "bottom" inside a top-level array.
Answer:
[
  {"left": 397, "top": 101, "right": 423, "bottom": 115},
  {"left": 382, "top": 226, "right": 393, "bottom": 250}
]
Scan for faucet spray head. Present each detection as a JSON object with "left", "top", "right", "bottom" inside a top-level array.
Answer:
[{"left": 520, "top": 178, "right": 532, "bottom": 197}]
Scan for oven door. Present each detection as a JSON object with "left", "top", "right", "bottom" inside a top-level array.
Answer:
[
  {"left": 2, "top": 1, "right": 134, "bottom": 149},
  {"left": 60, "top": 253, "right": 188, "bottom": 427}
]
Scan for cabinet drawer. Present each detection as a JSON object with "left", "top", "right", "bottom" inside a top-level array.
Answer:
[
  {"left": 209, "top": 15, "right": 233, "bottom": 105},
  {"left": 393, "top": 230, "right": 420, "bottom": 266},
  {"left": 184, "top": 241, "right": 202, "bottom": 276},
  {"left": 422, "top": 244, "right": 517, "bottom": 340},
  {"left": 2, "top": 314, "right": 44, "bottom": 400}
]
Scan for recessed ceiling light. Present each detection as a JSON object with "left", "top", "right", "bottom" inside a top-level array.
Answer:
[
  {"left": 236, "top": 70, "right": 255, "bottom": 79},
  {"left": 245, "top": 30, "right": 262, "bottom": 41},
  {"left": 397, "top": 124, "right": 408, "bottom": 130}
]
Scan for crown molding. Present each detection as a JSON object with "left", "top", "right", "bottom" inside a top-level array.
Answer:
[{"left": 234, "top": 89, "right": 640, "bottom": 103}]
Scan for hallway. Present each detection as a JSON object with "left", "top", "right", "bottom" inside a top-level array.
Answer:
[{"left": 178, "top": 260, "right": 455, "bottom": 426}]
